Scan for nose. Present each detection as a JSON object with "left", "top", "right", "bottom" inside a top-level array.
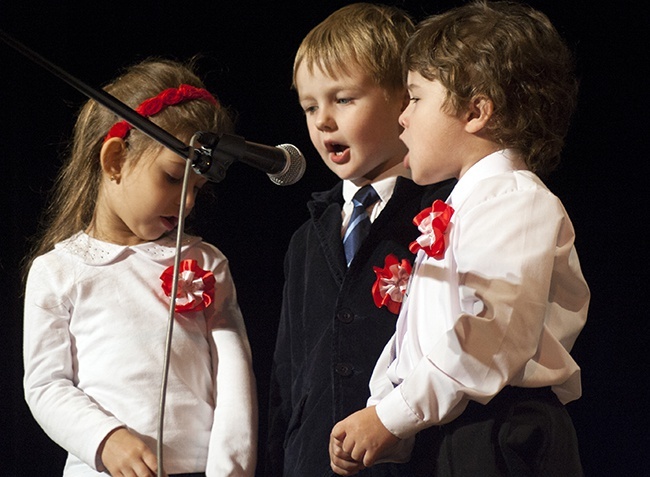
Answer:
[
  {"left": 315, "top": 107, "right": 336, "bottom": 132},
  {"left": 185, "top": 192, "right": 196, "bottom": 212},
  {"left": 398, "top": 107, "right": 410, "bottom": 129}
]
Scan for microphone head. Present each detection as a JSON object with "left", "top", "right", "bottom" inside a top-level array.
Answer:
[{"left": 269, "top": 144, "right": 306, "bottom": 186}]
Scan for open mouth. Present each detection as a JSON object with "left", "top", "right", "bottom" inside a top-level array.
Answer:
[
  {"left": 326, "top": 142, "right": 350, "bottom": 162},
  {"left": 327, "top": 142, "right": 348, "bottom": 155},
  {"left": 161, "top": 216, "right": 179, "bottom": 230}
]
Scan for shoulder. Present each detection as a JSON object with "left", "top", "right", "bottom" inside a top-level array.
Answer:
[
  {"left": 183, "top": 237, "right": 230, "bottom": 270},
  {"left": 26, "top": 247, "right": 79, "bottom": 302},
  {"left": 309, "top": 181, "right": 344, "bottom": 207},
  {"left": 460, "top": 171, "right": 565, "bottom": 218},
  {"left": 301, "top": 181, "right": 344, "bottom": 229}
]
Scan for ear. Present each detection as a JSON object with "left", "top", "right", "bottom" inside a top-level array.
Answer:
[
  {"left": 464, "top": 95, "right": 493, "bottom": 134},
  {"left": 100, "top": 138, "right": 127, "bottom": 183}
]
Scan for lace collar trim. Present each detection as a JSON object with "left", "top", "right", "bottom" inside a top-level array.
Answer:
[{"left": 55, "top": 231, "right": 200, "bottom": 265}]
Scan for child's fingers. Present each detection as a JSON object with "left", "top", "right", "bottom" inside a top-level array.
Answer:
[
  {"left": 331, "top": 420, "right": 346, "bottom": 440},
  {"left": 330, "top": 447, "right": 366, "bottom": 477},
  {"left": 330, "top": 458, "right": 365, "bottom": 476},
  {"left": 329, "top": 434, "right": 365, "bottom": 475},
  {"left": 330, "top": 435, "right": 353, "bottom": 461},
  {"left": 142, "top": 447, "right": 160, "bottom": 475}
]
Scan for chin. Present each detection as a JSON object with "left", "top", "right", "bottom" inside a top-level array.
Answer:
[
  {"left": 412, "top": 172, "right": 439, "bottom": 186},
  {"left": 326, "top": 164, "right": 357, "bottom": 181}
]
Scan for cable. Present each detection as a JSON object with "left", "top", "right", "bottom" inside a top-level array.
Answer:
[{"left": 156, "top": 135, "right": 198, "bottom": 477}]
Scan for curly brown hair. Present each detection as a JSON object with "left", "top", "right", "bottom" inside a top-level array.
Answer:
[{"left": 404, "top": 0, "right": 578, "bottom": 176}]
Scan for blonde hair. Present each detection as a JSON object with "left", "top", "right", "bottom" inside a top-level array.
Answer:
[
  {"left": 293, "top": 3, "right": 414, "bottom": 92},
  {"left": 404, "top": 1, "right": 578, "bottom": 175},
  {"left": 25, "top": 58, "right": 233, "bottom": 273}
]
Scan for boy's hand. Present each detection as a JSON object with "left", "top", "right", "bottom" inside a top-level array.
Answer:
[
  {"left": 329, "top": 434, "right": 366, "bottom": 476},
  {"left": 329, "top": 406, "right": 400, "bottom": 475},
  {"left": 98, "top": 427, "right": 161, "bottom": 476}
]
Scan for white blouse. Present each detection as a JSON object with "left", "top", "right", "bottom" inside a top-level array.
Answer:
[
  {"left": 369, "top": 150, "right": 590, "bottom": 440},
  {"left": 23, "top": 232, "right": 257, "bottom": 476}
]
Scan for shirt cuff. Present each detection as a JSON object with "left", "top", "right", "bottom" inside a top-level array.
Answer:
[{"left": 375, "top": 386, "right": 423, "bottom": 440}]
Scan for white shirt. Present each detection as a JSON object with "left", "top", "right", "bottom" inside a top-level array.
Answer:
[
  {"left": 369, "top": 150, "right": 590, "bottom": 440},
  {"left": 341, "top": 163, "right": 410, "bottom": 236},
  {"left": 23, "top": 232, "right": 257, "bottom": 476}
]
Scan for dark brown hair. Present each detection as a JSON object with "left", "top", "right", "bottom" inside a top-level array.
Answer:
[{"left": 404, "top": 1, "right": 578, "bottom": 175}]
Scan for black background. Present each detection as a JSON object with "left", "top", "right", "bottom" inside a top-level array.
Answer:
[{"left": 1, "top": 1, "right": 647, "bottom": 475}]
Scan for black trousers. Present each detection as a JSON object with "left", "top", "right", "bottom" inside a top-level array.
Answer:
[{"left": 409, "top": 386, "right": 583, "bottom": 477}]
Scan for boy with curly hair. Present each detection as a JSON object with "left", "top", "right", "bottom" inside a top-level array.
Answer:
[{"left": 330, "top": 2, "right": 589, "bottom": 475}]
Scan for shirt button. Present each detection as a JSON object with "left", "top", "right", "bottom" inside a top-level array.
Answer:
[
  {"left": 337, "top": 309, "right": 354, "bottom": 323},
  {"left": 335, "top": 362, "right": 354, "bottom": 377}
]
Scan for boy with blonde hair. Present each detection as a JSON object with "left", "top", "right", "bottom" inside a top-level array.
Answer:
[
  {"left": 329, "top": 2, "right": 589, "bottom": 475},
  {"left": 267, "top": 3, "right": 454, "bottom": 476}
]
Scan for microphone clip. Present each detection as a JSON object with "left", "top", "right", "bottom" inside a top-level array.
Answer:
[{"left": 190, "top": 132, "right": 237, "bottom": 183}]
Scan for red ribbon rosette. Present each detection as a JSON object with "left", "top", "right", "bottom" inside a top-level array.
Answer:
[
  {"left": 409, "top": 199, "right": 454, "bottom": 259},
  {"left": 160, "top": 259, "right": 216, "bottom": 312},
  {"left": 372, "top": 254, "right": 412, "bottom": 314}
]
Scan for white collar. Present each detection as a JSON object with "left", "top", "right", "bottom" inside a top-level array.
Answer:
[
  {"left": 449, "top": 149, "right": 527, "bottom": 209},
  {"left": 342, "top": 162, "right": 410, "bottom": 205},
  {"left": 56, "top": 231, "right": 201, "bottom": 266}
]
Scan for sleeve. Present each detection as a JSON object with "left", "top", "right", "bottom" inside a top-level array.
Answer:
[
  {"left": 23, "top": 256, "right": 124, "bottom": 470},
  {"left": 204, "top": 252, "right": 258, "bottom": 477},
  {"left": 367, "top": 335, "right": 398, "bottom": 407},
  {"left": 376, "top": 186, "right": 581, "bottom": 438},
  {"left": 367, "top": 335, "right": 416, "bottom": 464}
]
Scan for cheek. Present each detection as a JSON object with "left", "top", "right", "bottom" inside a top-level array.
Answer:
[
  {"left": 306, "top": 120, "right": 324, "bottom": 149},
  {"left": 415, "top": 114, "right": 447, "bottom": 147},
  {"left": 355, "top": 112, "right": 396, "bottom": 150}
]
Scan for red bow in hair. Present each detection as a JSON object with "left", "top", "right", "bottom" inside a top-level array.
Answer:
[{"left": 104, "top": 84, "right": 219, "bottom": 141}]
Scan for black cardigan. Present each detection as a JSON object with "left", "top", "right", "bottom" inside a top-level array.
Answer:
[{"left": 267, "top": 176, "right": 455, "bottom": 477}]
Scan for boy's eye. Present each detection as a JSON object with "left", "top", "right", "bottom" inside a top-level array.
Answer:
[
  {"left": 337, "top": 97, "right": 352, "bottom": 105},
  {"left": 303, "top": 105, "right": 317, "bottom": 115},
  {"left": 409, "top": 97, "right": 420, "bottom": 103}
]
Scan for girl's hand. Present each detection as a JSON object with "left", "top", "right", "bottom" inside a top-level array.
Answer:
[
  {"left": 98, "top": 427, "right": 161, "bottom": 476},
  {"left": 329, "top": 406, "right": 401, "bottom": 475}
]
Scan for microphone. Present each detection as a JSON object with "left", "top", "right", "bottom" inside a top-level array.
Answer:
[{"left": 192, "top": 132, "right": 306, "bottom": 186}]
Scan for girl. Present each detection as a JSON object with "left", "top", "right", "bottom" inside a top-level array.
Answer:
[{"left": 23, "top": 58, "right": 257, "bottom": 476}]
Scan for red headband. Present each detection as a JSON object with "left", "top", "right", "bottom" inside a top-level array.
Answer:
[{"left": 104, "top": 84, "right": 219, "bottom": 141}]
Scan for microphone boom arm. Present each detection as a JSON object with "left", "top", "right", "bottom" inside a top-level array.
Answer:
[
  {"left": 1, "top": 29, "right": 303, "bottom": 184},
  {"left": 1, "top": 28, "right": 192, "bottom": 162}
]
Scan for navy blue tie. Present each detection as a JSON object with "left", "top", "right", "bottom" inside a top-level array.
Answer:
[{"left": 343, "top": 185, "right": 379, "bottom": 266}]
